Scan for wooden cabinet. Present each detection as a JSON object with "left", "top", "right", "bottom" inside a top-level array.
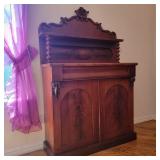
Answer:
[{"left": 39, "top": 7, "right": 137, "bottom": 155}]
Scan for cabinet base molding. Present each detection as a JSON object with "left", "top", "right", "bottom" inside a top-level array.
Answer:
[{"left": 44, "top": 132, "right": 137, "bottom": 156}]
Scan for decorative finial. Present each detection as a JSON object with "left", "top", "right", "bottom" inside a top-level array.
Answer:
[{"left": 75, "top": 7, "right": 89, "bottom": 20}]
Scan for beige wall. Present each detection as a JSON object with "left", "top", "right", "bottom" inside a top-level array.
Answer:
[{"left": 4, "top": 4, "right": 156, "bottom": 155}]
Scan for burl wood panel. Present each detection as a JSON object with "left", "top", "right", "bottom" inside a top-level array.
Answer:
[
  {"left": 100, "top": 79, "right": 133, "bottom": 141},
  {"left": 52, "top": 80, "right": 99, "bottom": 153}
]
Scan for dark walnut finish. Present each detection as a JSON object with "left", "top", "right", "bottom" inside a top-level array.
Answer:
[
  {"left": 39, "top": 7, "right": 137, "bottom": 156},
  {"left": 38, "top": 7, "right": 122, "bottom": 64}
]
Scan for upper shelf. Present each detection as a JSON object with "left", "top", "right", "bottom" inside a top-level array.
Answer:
[{"left": 38, "top": 7, "right": 124, "bottom": 64}]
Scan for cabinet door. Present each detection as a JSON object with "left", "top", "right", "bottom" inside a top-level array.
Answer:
[
  {"left": 99, "top": 79, "right": 133, "bottom": 141},
  {"left": 52, "top": 80, "right": 99, "bottom": 153}
]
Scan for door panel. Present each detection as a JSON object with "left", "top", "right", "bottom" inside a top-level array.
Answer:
[
  {"left": 99, "top": 79, "right": 133, "bottom": 141},
  {"left": 53, "top": 80, "right": 99, "bottom": 152}
]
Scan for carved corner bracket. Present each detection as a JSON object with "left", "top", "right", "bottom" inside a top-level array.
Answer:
[
  {"left": 129, "top": 77, "right": 135, "bottom": 87},
  {"left": 129, "top": 67, "right": 136, "bottom": 87}
]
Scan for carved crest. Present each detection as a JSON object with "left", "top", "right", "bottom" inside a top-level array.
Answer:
[
  {"left": 75, "top": 7, "right": 89, "bottom": 21},
  {"left": 38, "top": 7, "right": 120, "bottom": 40}
]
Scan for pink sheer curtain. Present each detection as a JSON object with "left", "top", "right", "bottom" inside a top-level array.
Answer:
[{"left": 4, "top": 4, "right": 42, "bottom": 133}]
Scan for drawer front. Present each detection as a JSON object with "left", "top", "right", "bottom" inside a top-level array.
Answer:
[{"left": 52, "top": 63, "right": 136, "bottom": 82}]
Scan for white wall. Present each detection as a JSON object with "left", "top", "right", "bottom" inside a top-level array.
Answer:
[{"left": 4, "top": 4, "right": 156, "bottom": 155}]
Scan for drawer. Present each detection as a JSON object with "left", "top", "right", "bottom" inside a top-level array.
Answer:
[{"left": 51, "top": 63, "right": 137, "bottom": 81}]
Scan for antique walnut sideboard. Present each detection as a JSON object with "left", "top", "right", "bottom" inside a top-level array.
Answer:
[{"left": 38, "top": 7, "right": 138, "bottom": 156}]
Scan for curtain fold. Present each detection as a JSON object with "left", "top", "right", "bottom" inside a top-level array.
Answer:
[{"left": 4, "top": 4, "right": 42, "bottom": 133}]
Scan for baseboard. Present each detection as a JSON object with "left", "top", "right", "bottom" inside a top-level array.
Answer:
[
  {"left": 134, "top": 114, "right": 156, "bottom": 124},
  {"left": 4, "top": 142, "right": 43, "bottom": 156}
]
